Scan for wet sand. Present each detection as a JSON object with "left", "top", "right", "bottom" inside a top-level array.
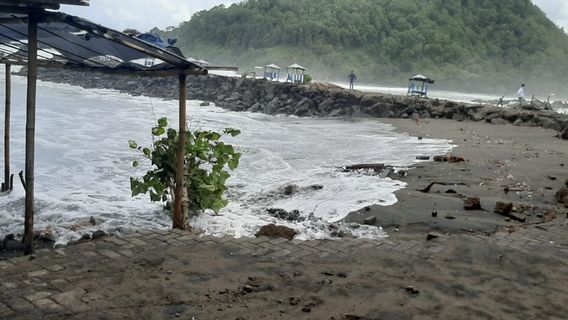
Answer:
[
  {"left": 1, "top": 118, "right": 567, "bottom": 320},
  {"left": 346, "top": 118, "right": 568, "bottom": 237}
]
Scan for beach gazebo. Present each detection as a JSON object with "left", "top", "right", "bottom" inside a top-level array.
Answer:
[
  {"left": 286, "top": 63, "right": 306, "bottom": 83},
  {"left": 0, "top": 0, "right": 209, "bottom": 254},
  {"left": 407, "top": 74, "right": 435, "bottom": 98},
  {"left": 263, "top": 64, "right": 280, "bottom": 81}
]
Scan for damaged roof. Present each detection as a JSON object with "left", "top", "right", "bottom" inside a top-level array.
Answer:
[{"left": 0, "top": 8, "right": 207, "bottom": 76}]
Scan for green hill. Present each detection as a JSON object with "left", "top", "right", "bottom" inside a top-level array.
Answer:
[{"left": 159, "top": 0, "right": 568, "bottom": 95}]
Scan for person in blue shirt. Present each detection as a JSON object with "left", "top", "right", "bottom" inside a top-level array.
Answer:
[{"left": 348, "top": 71, "right": 357, "bottom": 90}]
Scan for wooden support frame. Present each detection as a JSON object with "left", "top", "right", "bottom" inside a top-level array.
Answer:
[
  {"left": 2, "top": 64, "right": 10, "bottom": 192},
  {"left": 173, "top": 73, "right": 187, "bottom": 229},
  {"left": 0, "top": 58, "right": 208, "bottom": 78},
  {"left": 0, "top": 2, "right": 216, "bottom": 253},
  {"left": 24, "top": 8, "right": 38, "bottom": 255}
]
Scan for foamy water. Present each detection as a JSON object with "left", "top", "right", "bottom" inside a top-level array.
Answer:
[{"left": 0, "top": 75, "right": 453, "bottom": 243}]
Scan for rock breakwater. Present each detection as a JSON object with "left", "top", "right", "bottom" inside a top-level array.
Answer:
[{"left": 25, "top": 68, "right": 568, "bottom": 136}]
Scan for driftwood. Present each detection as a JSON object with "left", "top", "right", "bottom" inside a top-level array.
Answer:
[{"left": 418, "top": 181, "right": 468, "bottom": 193}]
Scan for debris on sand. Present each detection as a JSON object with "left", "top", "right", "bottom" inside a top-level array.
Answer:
[
  {"left": 494, "top": 202, "right": 526, "bottom": 222},
  {"left": 433, "top": 154, "right": 466, "bottom": 163},
  {"left": 556, "top": 186, "right": 568, "bottom": 207},
  {"left": 405, "top": 286, "right": 420, "bottom": 294}
]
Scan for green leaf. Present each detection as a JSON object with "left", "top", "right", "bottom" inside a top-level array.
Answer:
[
  {"left": 143, "top": 148, "right": 152, "bottom": 157},
  {"left": 157, "top": 117, "right": 168, "bottom": 128},
  {"left": 224, "top": 128, "right": 241, "bottom": 137},
  {"left": 152, "top": 127, "right": 166, "bottom": 136},
  {"left": 128, "top": 140, "right": 138, "bottom": 149},
  {"left": 132, "top": 160, "right": 139, "bottom": 167}
]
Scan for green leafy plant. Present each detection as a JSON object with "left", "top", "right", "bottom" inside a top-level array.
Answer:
[
  {"left": 129, "top": 117, "right": 241, "bottom": 218},
  {"left": 303, "top": 73, "right": 312, "bottom": 84}
]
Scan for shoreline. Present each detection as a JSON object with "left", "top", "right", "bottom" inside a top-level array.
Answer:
[{"left": 346, "top": 118, "right": 567, "bottom": 238}]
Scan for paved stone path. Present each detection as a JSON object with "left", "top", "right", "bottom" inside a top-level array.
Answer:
[{"left": 0, "top": 217, "right": 567, "bottom": 319}]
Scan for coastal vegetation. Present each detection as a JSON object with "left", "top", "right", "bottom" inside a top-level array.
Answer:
[
  {"left": 158, "top": 0, "right": 568, "bottom": 95},
  {"left": 129, "top": 117, "right": 241, "bottom": 221}
]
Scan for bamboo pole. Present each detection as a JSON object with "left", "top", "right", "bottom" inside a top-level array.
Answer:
[
  {"left": 2, "top": 64, "right": 10, "bottom": 192},
  {"left": 173, "top": 73, "right": 187, "bottom": 229},
  {"left": 24, "top": 10, "right": 38, "bottom": 255}
]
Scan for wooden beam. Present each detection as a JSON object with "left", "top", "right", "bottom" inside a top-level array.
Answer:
[
  {"left": 2, "top": 64, "right": 10, "bottom": 192},
  {"left": 207, "top": 66, "right": 239, "bottom": 72},
  {"left": 24, "top": 9, "right": 38, "bottom": 255},
  {"left": 0, "top": 5, "right": 32, "bottom": 14},
  {"left": 0, "top": 17, "right": 30, "bottom": 24},
  {"left": 173, "top": 73, "right": 187, "bottom": 230},
  {"left": 57, "top": 13, "right": 202, "bottom": 70},
  {"left": 0, "top": 0, "right": 88, "bottom": 8},
  {"left": 0, "top": 3, "right": 58, "bottom": 10},
  {"left": 0, "top": 58, "right": 208, "bottom": 77}
]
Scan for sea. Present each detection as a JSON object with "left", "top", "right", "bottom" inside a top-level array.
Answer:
[{"left": 6, "top": 72, "right": 562, "bottom": 244}]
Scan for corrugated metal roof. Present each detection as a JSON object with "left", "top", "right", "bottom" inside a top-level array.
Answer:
[
  {"left": 0, "top": 9, "right": 206, "bottom": 76},
  {"left": 0, "top": 0, "right": 89, "bottom": 8},
  {"left": 409, "top": 74, "right": 434, "bottom": 83}
]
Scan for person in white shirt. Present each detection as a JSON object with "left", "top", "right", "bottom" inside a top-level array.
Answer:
[{"left": 517, "top": 84, "right": 525, "bottom": 105}]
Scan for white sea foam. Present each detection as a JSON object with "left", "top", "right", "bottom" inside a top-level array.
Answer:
[{"left": 0, "top": 75, "right": 453, "bottom": 243}]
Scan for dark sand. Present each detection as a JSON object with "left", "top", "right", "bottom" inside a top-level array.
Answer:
[
  {"left": 1, "top": 118, "right": 567, "bottom": 320},
  {"left": 346, "top": 118, "right": 568, "bottom": 237}
]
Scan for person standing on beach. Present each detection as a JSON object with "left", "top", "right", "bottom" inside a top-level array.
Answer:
[
  {"left": 348, "top": 71, "right": 357, "bottom": 90},
  {"left": 517, "top": 84, "right": 526, "bottom": 106}
]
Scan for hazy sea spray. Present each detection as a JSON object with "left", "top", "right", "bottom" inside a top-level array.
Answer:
[{"left": 0, "top": 75, "right": 453, "bottom": 243}]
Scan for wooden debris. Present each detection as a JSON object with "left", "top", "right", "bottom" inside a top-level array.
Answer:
[
  {"left": 418, "top": 181, "right": 468, "bottom": 193},
  {"left": 433, "top": 154, "right": 466, "bottom": 163},
  {"left": 342, "top": 163, "right": 386, "bottom": 172}
]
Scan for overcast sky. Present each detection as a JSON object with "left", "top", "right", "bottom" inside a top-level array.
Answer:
[{"left": 61, "top": 0, "right": 568, "bottom": 33}]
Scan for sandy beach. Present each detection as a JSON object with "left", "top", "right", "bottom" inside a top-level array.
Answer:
[{"left": 347, "top": 118, "right": 567, "bottom": 235}]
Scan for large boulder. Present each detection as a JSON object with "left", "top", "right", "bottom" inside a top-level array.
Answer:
[
  {"left": 360, "top": 94, "right": 381, "bottom": 107},
  {"left": 556, "top": 187, "right": 568, "bottom": 207},
  {"left": 366, "top": 103, "right": 390, "bottom": 117},
  {"left": 294, "top": 97, "right": 315, "bottom": 116},
  {"left": 464, "top": 197, "right": 482, "bottom": 210},
  {"left": 534, "top": 116, "right": 562, "bottom": 131},
  {"left": 263, "top": 98, "right": 281, "bottom": 114},
  {"left": 560, "top": 127, "right": 568, "bottom": 140}
]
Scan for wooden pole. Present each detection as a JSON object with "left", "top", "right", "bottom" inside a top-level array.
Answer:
[
  {"left": 173, "top": 73, "right": 186, "bottom": 229},
  {"left": 24, "top": 9, "right": 38, "bottom": 255},
  {"left": 2, "top": 64, "right": 10, "bottom": 192}
]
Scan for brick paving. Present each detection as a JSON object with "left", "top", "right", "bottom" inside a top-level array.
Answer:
[{"left": 0, "top": 217, "right": 567, "bottom": 319}]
